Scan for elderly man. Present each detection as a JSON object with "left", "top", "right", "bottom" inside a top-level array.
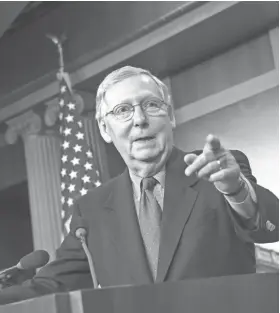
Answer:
[{"left": 0, "top": 66, "right": 278, "bottom": 304}]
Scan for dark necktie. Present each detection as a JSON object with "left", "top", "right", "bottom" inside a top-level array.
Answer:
[{"left": 139, "top": 177, "right": 162, "bottom": 280}]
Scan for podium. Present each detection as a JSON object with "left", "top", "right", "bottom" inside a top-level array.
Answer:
[{"left": 0, "top": 273, "right": 278, "bottom": 313}]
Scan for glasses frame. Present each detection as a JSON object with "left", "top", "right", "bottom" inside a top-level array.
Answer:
[{"left": 103, "top": 97, "right": 169, "bottom": 122}]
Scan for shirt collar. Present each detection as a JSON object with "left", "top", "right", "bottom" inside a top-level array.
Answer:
[{"left": 129, "top": 168, "right": 166, "bottom": 200}]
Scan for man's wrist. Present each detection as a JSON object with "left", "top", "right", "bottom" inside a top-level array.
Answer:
[
  {"left": 215, "top": 176, "right": 249, "bottom": 203},
  {"left": 221, "top": 177, "right": 245, "bottom": 197},
  {"left": 223, "top": 177, "right": 258, "bottom": 221},
  {"left": 224, "top": 178, "right": 251, "bottom": 206}
]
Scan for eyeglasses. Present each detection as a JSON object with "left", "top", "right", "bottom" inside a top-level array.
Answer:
[{"left": 104, "top": 98, "right": 169, "bottom": 122}]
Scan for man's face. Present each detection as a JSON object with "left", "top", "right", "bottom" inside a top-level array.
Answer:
[{"left": 99, "top": 75, "right": 175, "bottom": 170}]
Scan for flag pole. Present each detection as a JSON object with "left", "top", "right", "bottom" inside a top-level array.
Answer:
[
  {"left": 46, "top": 34, "right": 64, "bottom": 72},
  {"left": 46, "top": 34, "right": 72, "bottom": 93},
  {"left": 46, "top": 33, "right": 101, "bottom": 237}
]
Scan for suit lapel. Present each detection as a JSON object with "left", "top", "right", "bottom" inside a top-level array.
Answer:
[
  {"left": 103, "top": 170, "right": 153, "bottom": 284},
  {"left": 156, "top": 147, "right": 199, "bottom": 282}
]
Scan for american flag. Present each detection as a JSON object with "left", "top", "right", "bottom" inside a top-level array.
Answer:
[{"left": 58, "top": 71, "right": 101, "bottom": 235}]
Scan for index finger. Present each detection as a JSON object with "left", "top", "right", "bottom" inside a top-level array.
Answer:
[{"left": 204, "top": 134, "right": 222, "bottom": 153}]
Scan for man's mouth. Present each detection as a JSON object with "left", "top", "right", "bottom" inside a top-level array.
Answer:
[{"left": 134, "top": 136, "right": 155, "bottom": 142}]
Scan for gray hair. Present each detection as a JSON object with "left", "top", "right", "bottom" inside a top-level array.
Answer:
[{"left": 95, "top": 66, "right": 172, "bottom": 123}]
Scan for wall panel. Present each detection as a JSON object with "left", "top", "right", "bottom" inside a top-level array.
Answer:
[
  {"left": 174, "top": 87, "right": 279, "bottom": 197},
  {"left": 171, "top": 34, "right": 274, "bottom": 109}
]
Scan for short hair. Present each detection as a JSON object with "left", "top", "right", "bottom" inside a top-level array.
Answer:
[{"left": 95, "top": 66, "right": 172, "bottom": 122}]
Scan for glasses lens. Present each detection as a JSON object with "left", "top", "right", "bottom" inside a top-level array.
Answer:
[
  {"left": 113, "top": 104, "right": 133, "bottom": 120},
  {"left": 143, "top": 99, "right": 167, "bottom": 115}
]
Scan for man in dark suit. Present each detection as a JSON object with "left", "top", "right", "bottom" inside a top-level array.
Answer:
[{"left": 0, "top": 66, "right": 278, "bottom": 304}]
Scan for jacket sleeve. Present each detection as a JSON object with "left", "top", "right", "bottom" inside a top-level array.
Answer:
[
  {"left": 225, "top": 150, "right": 279, "bottom": 244},
  {"left": 0, "top": 203, "right": 92, "bottom": 305},
  {"left": 188, "top": 149, "right": 278, "bottom": 243}
]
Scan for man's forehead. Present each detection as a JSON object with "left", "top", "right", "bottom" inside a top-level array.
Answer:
[{"left": 104, "top": 74, "right": 161, "bottom": 105}]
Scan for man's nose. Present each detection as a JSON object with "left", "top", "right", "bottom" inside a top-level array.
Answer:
[{"left": 132, "top": 105, "right": 148, "bottom": 127}]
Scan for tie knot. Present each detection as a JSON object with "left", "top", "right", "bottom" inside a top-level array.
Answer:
[{"left": 141, "top": 177, "right": 158, "bottom": 191}]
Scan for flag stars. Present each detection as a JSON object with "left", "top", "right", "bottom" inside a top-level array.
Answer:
[
  {"left": 64, "top": 128, "right": 72, "bottom": 136},
  {"left": 65, "top": 114, "right": 74, "bottom": 123},
  {"left": 59, "top": 99, "right": 65, "bottom": 107},
  {"left": 71, "top": 157, "right": 80, "bottom": 166},
  {"left": 67, "top": 198, "right": 74, "bottom": 207},
  {"left": 76, "top": 132, "right": 84, "bottom": 140},
  {"left": 73, "top": 144, "right": 82, "bottom": 153},
  {"left": 95, "top": 180, "right": 102, "bottom": 187},
  {"left": 80, "top": 188, "right": 88, "bottom": 196},
  {"left": 86, "top": 150, "right": 93, "bottom": 158},
  {"left": 58, "top": 78, "right": 103, "bottom": 206},
  {"left": 61, "top": 182, "right": 66, "bottom": 191},
  {"left": 84, "top": 162, "right": 93, "bottom": 171},
  {"left": 69, "top": 171, "right": 78, "bottom": 179},
  {"left": 62, "top": 141, "right": 70, "bottom": 150},
  {"left": 61, "top": 155, "right": 68, "bottom": 163},
  {"left": 82, "top": 175, "right": 90, "bottom": 184},
  {"left": 67, "top": 103, "right": 76, "bottom": 110},
  {"left": 68, "top": 184, "right": 76, "bottom": 193}
]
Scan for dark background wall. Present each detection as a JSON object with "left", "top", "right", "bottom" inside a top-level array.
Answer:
[
  {"left": 0, "top": 181, "right": 33, "bottom": 270},
  {"left": 0, "top": 140, "right": 26, "bottom": 191},
  {"left": 0, "top": 1, "right": 187, "bottom": 104}
]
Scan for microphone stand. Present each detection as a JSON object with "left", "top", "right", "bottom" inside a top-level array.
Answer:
[{"left": 78, "top": 235, "right": 98, "bottom": 289}]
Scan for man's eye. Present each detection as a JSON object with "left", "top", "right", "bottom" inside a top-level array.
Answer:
[
  {"left": 148, "top": 102, "right": 159, "bottom": 107},
  {"left": 114, "top": 105, "right": 131, "bottom": 114},
  {"left": 145, "top": 101, "right": 160, "bottom": 109}
]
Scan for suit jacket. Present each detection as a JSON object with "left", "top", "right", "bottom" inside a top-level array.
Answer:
[{"left": 0, "top": 147, "right": 278, "bottom": 304}]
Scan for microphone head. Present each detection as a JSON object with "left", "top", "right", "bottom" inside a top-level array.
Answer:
[
  {"left": 18, "top": 250, "right": 50, "bottom": 270},
  {"left": 75, "top": 227, "right": 87, "bottom": 240},
  {"left": 71, "top": 216, "right": 88, "bottom": 240}
]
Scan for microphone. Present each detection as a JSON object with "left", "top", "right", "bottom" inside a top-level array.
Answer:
[
  {"left": 73, "top": 217, "right": 98, "bottom": 289},
  {"left": 0, "top": 250, "right": 49, "bottom": 281}
]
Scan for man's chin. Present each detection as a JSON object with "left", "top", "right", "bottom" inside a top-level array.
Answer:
[{"left": 132, "top": 149, "right": 159, "bottom": 162}]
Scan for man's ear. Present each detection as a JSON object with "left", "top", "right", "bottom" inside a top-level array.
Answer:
[
  {"left": 98, "top": 119, "right": 112, "bottom": 143},
  {"left": 168, "top": 106, "right": 176, "bottom": 129}
]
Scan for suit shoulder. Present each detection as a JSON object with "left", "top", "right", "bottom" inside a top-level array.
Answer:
[{"left": 229, "top": 150, "right": 249, "bottom": 162}]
